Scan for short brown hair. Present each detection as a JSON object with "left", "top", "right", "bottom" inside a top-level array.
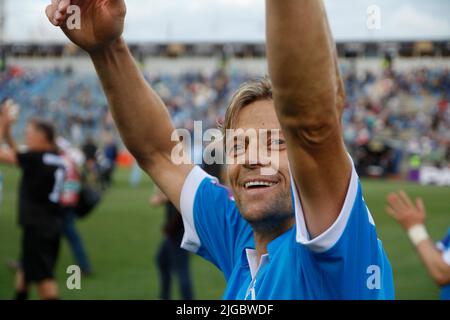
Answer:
[
  {"left": 222, "top": 77, "right": 273, "bottom": 132},
  {"left": 29, "top": 118, "right": 56, "bottom": 145}
]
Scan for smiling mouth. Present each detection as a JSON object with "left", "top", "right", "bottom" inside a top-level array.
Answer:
[{"left": 243, "top": 180, "right": 279, "bottom": 189}]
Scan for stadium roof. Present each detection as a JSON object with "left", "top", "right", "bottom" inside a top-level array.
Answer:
[{"left": 2, "top": 0, "right": 450, "bottom": 43}]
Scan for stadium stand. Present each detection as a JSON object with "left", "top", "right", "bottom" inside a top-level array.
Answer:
[{"left": 0, "top": 56, "right": 449, "bottom": 177}]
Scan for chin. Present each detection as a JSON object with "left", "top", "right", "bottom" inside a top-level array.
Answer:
[
  {"left": 239, "top": 201, "right": 294, "bottom": 229},
  {"left": 242, "top": 211, "right": 271, "bottom": 225}
]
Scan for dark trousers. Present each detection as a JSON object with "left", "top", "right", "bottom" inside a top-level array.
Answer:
[
  {"left": 62, "top": 209, "right": 92, "bottom": 273},
  {"left": 156, "top": 237, "right": 193, "bottom": 300}
]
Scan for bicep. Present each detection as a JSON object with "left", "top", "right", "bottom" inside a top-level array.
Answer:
[{"left": 285, "top": 117, "right": 352, "bottom": 239}]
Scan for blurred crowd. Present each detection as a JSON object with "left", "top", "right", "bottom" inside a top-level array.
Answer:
[
  {"left": 0, "top": 60, "right": 449, "bottom": 177},
  {"left": 342, "top": 66, "right": 450, "bottom": 176}
]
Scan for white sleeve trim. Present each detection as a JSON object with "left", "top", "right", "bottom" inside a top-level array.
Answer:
[
  {"left": 180, "top": 166, "right": 217, "bottom": 253},
  {"left": 291, "top": 157, "right": 359, "bottom": 253},
  {"left": 443, "top": 249, "right": 450, "bottom": 266}
]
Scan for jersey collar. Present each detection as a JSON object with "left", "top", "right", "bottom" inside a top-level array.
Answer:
[{"left": 240, "top": 226, "right": 295, "bottom": 269}]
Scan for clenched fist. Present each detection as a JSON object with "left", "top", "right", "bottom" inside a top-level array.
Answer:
[{"left": 45, "top": 0, "right": 126, "bottom": 53}]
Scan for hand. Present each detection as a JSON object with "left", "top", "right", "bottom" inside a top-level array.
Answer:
[
  {"left": 149, "top": 194, "right": 161, "bottom": 207},
  {"left": 45, "top": 0, "right": 126, "bottom": 53},
  {"left": 0, "top": 106, "right": 7, "bottom": 130},
  {"left": 149, "top": 193, "right": 168, "bottom": 207},
  {"left": 386, "top": 191, "right": 426, "bottom": 230},
  {"left": 0, "top": 100, "right": 17, "bottom": 129}
]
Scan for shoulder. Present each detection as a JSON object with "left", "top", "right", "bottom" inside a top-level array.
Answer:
[
  {"left": 181, "top": 166, "right": 233, "bottom": 211},
  {"left": 17, "top": 151, "right": 43, "bottom": 166}
]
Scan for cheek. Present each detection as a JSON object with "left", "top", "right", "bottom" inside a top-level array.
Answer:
[
  {"left": 273, "top": 151, "right": 291, "bottom": 192},
  {"left": 279, "top": 152, "right": 290, "bottom": 173},
  {"left": 226, "top": 165, "right": 238, "bottom": 183},
  {"left": 269, "top": 150, "right": 290, "bottom": 175}
]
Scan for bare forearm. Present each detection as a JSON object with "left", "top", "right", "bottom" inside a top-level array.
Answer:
[
  {"left": 5, "top": 129, "right": 18, "bottom": 153},
  {"left": 88, "top": 38, "right": 192, "bottom": 209},
  {"left": 89, "top": 37, "right": 176, "bottom": 167},
  {"left": 415, "top": 239, "right": 450, "bottom": 286},
  {"left": 266, "top": 0, "right": 338, "bottom": 120},
  {"left": 0, "top": 128, "right": 17, "bottom": 164}
]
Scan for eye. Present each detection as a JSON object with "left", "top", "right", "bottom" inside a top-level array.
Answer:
[
  {"left": 234, "top": 143, "right": 245, "bottom": 152},
  {"left": 269, "top": 139, "right": 286, "bottom": 149},
  {"left": 229, "top": 143, "right": 245, "bottom": 157}
]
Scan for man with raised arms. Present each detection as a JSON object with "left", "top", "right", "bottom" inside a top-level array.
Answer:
[{"left": 46, "top": 0, "right": 394, "bottom": 299}]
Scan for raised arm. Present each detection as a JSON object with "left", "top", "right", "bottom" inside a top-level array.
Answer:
[
  {"left": 0, "top": 104, "right": 18, "bottom": 165},
  {"left": 46, "top": 0, "right": 193, "bottom": 209},
  {"left": 266, "top": 0, "right": 351, "bottom": 238},
  {"left": 387, "top": 192, "right": 450, "bottom": 286}
]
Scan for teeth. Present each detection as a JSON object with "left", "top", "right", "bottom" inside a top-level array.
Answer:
[{"left": 244, "top": 181, "right": 276, "bottom": 188}]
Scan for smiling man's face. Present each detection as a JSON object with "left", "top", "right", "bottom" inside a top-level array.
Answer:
[{"left": 227, "top": 99, "right": 294, "bottom": 232}]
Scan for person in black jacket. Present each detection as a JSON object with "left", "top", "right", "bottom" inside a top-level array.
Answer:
[{"left": 0, "top": 104, "right": 65, "bottom": 300}]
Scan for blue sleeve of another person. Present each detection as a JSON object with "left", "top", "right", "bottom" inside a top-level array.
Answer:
[
  {"left": 179, "top": 166, "right": 251, "bottom": 279},
  {"left": 437, "top": 228, "right": 450, "bottom": 300},
  {"left": 290, "top": 161, "right": 395, "bottom": 299}
]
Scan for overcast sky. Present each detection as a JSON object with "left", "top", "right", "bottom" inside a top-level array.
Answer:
[{"left": 3, "top": 0, "right": 450, "bottom": 43}]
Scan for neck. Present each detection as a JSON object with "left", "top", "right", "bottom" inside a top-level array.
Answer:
[{"left": 252, "top": 217, "right": 294, "bottom": 260}]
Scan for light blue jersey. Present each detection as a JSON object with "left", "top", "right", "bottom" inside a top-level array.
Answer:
[
  {"left": 437, "top": 228, "right": 450, "bottom": 300},
  {"left": 180, "top": 164, "right": 395, "bottom": 300}
]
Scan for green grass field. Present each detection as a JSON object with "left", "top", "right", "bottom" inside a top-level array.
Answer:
[{"left": 0, "top": 165, "right": 449, "bottom": 300}]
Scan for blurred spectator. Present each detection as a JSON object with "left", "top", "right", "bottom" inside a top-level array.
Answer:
[
  {"left": 81, "top": 137, "right": 102, "bottom": 192},
  {"left": 150, "top": 189, "right": 194, "bottom": 300},
  {"left": 58, "top": 137, "right": 93, "bottom": 276},
  {"left": 82, "top": 137, "right": 98, "bottom": 163},
  {"left": 100, "top": 134, "right": 118, "bottom": 189},
  {"left": 0, "top": 107, "right": 65, "bottom": 300}
]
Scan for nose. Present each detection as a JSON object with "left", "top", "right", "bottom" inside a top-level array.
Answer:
[{"left": 242, "top": 138, "right": 271, "bottom": 170}]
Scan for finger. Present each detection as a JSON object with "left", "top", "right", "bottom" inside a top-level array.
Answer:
[
  {"left": 416, "top": 198, "right": 426, "bottom": 214},
  {"left": 46, "top": 0, "right": 72, "bottom": 26},
  {"left": 386, "top": 193, "right": 397, "bottom": 206},
  {"left": 58, "top": 0, "right": 70, "bottom": 9},
  {"left": 54, "top": 0, "right": 71, "bottom": 25},
  {"left": 46, "top": 1, "right": 64, "bottom": 26},
  {"left": 57, "top": 0, "right": 71, "bottom": 14},
  {"left": 387, "top": 192, "right": 405, "bottom": 212},
  {"left": 399, "top": 190, "right": 414, "bottom": 208},
  {"left": 386, "top": 206, "right": 398, "bottom": 219},
  {"left": 45, "top": 4, "right": 58, "bottom": 26},
  {"left": 391, "top": 191, "right": 407, "bottom": 211}
]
